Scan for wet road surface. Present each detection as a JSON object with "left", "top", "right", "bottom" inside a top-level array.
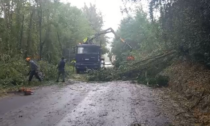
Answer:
[{"left": 0, "top": 81, "right": 173, "bottom": 126}]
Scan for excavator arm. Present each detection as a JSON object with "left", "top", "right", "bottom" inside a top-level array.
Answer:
[
  {"left": 83, "top": 28, "right": 135, "bottom": 61},
  {"left": 84, "top": 28, "right": 133, "bottom": 51}
]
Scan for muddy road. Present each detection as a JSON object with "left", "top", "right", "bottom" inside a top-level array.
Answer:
[{"left": 0, "top": 81, "right": 187, "bottom": 126}]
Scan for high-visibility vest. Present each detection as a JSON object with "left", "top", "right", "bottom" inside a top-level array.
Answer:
[
  {"left": 71, "top": 60, "right": 76, "bottom": 63},
  {"left": 127, "top": 56, "right": 135, "bottom": 61},
  {"left": 83, "top": 37, "right": 88, "bottom": 43}
]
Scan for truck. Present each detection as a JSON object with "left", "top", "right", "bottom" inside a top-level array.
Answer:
[{"left": 74, "top": 28, "right": 133, "bottom": 73}]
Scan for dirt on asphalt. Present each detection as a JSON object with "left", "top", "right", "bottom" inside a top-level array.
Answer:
[{"left": 0, "top": 81, "right": 196, "bottom": 126}]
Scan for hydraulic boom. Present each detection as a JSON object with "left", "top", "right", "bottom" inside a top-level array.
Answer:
[{"left": 84, "top": 28, "right": 133, "bottom": 51}]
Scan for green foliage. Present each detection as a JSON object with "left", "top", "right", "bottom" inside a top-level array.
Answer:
[
  {"left": 39, "top": 61, "right": 57, "bottom": 81},
  {"left": 0, "top": 56, "right": 73, "bottom": 88},
  {"left": 87, "top": 66, "right": 169, "bottom": 87},
  {"left": 112, "top": 9, "right": 164, "bottom": 67},
  {"left": 0, "top": 0, "right": 104, "bottom": 63},
  {"left": 65, "top": 65, "right": 75, "bottom": 77},
  {"left": 83, "top": 4, "right": 103, "bottom": 32},
  {"left": 156, "top": 75, "right": 169, "bottom": 87},
  {"left": 87, "top": 68, "right": 120, "bottom": 82},
  {"left": 149, "top": 0, "right": 210, "bottom": 67},
  {"left": 0, "top": 56, "right": 28, "bottom": 87},
  {"left": 137, "top": 76, "right": 147, "bottom": 84},
  {"left": 0, "top": 0, "right": 107, "bottom": 89},
  {"left": 115, "top": 0, "right": 210, "bottom": 89},
  {"left": 147, "top": 78, "right": 157, "bottom": 86},
  {"left": 82, "top": 4, "right": 108, "bottom": 55}
]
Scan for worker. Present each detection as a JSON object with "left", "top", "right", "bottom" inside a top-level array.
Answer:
[
  {"left": 71, "top": 59, "right": 76, "bottom": 73},
  {"left": 83, "top": 37, "right": 88, "bottom": 43},
  {"left": 56, "top": 57, "right": 66, "bottom": 82},
  {"left": 26, "top": 57, "right": 41, "bottom": 84},
  {"left": 72, "top": 59, "right": 76, "bottom": 62}
]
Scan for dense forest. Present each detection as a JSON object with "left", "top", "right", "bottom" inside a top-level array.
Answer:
[
  {"left": 112, "top": 0, "right": 210, "bottom": 69},
  {"left": 0, "top": 0, "right": 107, "bottom": 86},
  {"left": 1, "top": 0, "right": 210, "bottom": 87},
  {"left": 0, "top": 0, "right": 108, "bottom": 62}
]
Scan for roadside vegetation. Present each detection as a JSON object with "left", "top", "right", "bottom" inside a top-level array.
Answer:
[
  {"left": 0, "top": 0, "right": 107, "bottom": 95},
  {"left": 89, "top": 0, "right": 210, "bottom": 88}
]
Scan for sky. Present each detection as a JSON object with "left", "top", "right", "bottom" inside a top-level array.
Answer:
[
  {"left": 60, "top": 0, "right": 149, "bottom": 53},
  {"left": 61, "top": 0, "right": 124, "bottom": 30},
  {"left": 60, "top": 0, "right": 149, "bottom": 30}
]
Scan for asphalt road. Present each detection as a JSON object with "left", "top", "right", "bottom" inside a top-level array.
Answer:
[{"left": 0, "top": 81, "right": 173, "bottom": 126}]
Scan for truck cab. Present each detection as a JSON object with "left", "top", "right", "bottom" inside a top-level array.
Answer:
[
  {"left": 74, "top": 27, "right": 133, "bottom": 73},
  {"left": 75, "top": 44, "right": 101, "bottom": 73}
]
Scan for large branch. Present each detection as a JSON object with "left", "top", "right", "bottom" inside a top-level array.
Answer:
[{"left": 118, "top": 50, "right": 177, "bottom": 77}]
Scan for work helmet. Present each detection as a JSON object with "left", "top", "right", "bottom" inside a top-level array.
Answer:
[{"left": 26, "top": 57, "right": 31, "bottom": 61}]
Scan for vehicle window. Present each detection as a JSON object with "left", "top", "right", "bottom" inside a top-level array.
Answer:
[{"left": 77, "top": 47, "right": 99, "bottom": 54}]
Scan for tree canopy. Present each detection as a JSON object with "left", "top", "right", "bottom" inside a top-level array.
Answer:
[
  {"left": 113, "top": 0, "right": 210, "bottom": 68},
  {"left": 112, "top": 9, "right": 163, "bottom": 67},
  {"left": 0, "top": 0, "right": 107, "bottom": 63}
]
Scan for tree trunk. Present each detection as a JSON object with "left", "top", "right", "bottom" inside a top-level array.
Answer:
[
  {"left": 40, "top": 24, "right": 51, "bottom": 59},
  {"left": 25, "top": 8, "right": 35, "bottom": 58},
  {"left": 19, "top": 15, "right": 24, "bottom": 52},
  {"left": 40, "top": 10, "right": 51, "bottom": 60},
  {"left": 57, "top": 31, "right": 63, "bottom": 56},
  {"left": 39, "top": 3, "right": 42, "bottom": 60},
  {"left": 16, "top": 0, "right": 22, "bottom": 50}
]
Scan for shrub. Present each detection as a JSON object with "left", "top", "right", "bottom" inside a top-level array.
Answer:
[
  {"left": 137, "top": 76, "right": 147, "bottom": 84},
  {"left": 0, "top": 59, "right": 58, "bottom": 87},
  {"left": 65, "top": 65, "right": 75, "bottom": 77},
  {"left": 0, "top": 59, "right": 28, "bottom": 86},
  {"left": 38, "top": 61, "right": 57, "bottom": 81},
  {"left": 147, "top": 78, "right": 157, "bottom": 86},
  {"left": 156, "top": 75, "right": 169, "bottom": 87}
]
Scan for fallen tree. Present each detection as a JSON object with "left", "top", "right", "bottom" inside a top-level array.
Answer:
[
  {"left": 88, "top": 50, "right": 178, "bottom": 87},
  {"left": 119, "top": 50, "right": 177, "bottom": 77}
]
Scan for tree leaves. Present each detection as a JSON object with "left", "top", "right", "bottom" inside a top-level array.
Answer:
[
  {"left": 0, "top": 0, "right": 101, "bottom": 63},
  {"left": 112, "top": 9, "right": 163, "bottom": 66}
]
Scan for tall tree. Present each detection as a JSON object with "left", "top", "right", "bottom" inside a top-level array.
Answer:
[
  {"left": 83, "top": 4, "right": 108, "bottom": 55},
  {"left": 0, "top": 0, "right": 96, "bottom": 63},
  {"left": 112, "top": 9, "right": 163, "bottom": 67}
]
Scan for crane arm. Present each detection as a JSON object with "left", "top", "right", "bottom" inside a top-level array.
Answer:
[{"left": 85, "top": 28, "right": 133, "bottom": 50}]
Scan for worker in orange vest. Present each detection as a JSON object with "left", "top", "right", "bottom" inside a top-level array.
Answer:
[{"left": 26, "top": 57, "right": 42, "bottom": 84}]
